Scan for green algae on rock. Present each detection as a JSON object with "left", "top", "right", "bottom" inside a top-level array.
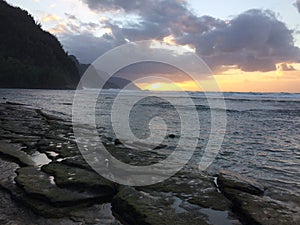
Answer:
[
  {"left": 42, "top": 162, "right": 117, "bottom": 195},
  {"left": 112, "top": 186, "right": 211, "bottom": 225},
  {"left": 15, "top": 166, "right": 113, "bottom": 206}
]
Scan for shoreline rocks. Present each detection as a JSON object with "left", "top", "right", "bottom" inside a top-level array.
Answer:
[
  {"left": 0, "top": 102, "right": 299, "bottom": 224},
  {"left": 217, "top": 170, "right": 265, "bottom": 195},
  {"left": 112, "top": 186, "right": 212, "bottom": 225},
  {"left": 217, "top": 170, "right": 300, "bottom": 225},
  {"left": 42, "top": 162, "right": 117, "bottom": 195}
]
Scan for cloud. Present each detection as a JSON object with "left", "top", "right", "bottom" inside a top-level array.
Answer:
[
  {"left": 277, "top": 63, "right": 296, "bottom": 71},
  {"left": 42, "top": 14, "right": 61, "bottom": 22},
  {"left": 80, "top": 0, "right": 151, "bottom": 13},
  {"left": 113, "top": 62, "right": 192, "bottom": 82},
  {"left": 181, "top": 10, "right": 300, "bottom": 72},
  {"left": 60, "top": 32, "right": 116, "bottom": 63},
  {"left": 46, "top": 13, "right": 101, "bottom": 35},
  {"left": 295, "top": 0, "right": 300, "bottom": 13},
  {"left": 48, "top": 23, "right": 72, "bottom": 35},
  {"left": 64, "top": 13, "right": 78, "bottom": 20},
  {"left": 64, "top": 1, "right": 300, "bottom": 74}
]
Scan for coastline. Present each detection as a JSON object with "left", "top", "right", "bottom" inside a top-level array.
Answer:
[{"left": 0, "top": 102, "right": 299, "bottom": 225}]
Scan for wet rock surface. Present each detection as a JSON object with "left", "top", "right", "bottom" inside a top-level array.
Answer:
[
  {"left": 139, "top": 172, "right": 232, "bottom": 211},
  {"left": 0, "top": 103, "right": 122, "bottom": 224},
  {"left": 15, "top": 166, "right": 113, "bottom": 206},
  {"left": 218, "top": 170, "right": 265, "bottom": 195},
  {"left": 223, "top": 188, "right": 300, "bottom": 225},
  {"left": 112, "top": 186, "right": 212, "bottom": 225},
  {"left": 113, "top": 176, "right": 241, "bottom": 225},
  {"left": 217, "top": 170, "right": 300, "bottom": 225},
  {"left": 0, "top": 102, "right": 299, "bottom": 225},
  {"left": 0, "top": 141, "right": 35, "bottom": 166},
  {"left": 42, "top": 162, "right": 117, "bottom": 195}
]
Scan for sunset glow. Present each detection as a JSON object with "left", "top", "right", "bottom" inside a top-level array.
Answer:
[
  {"left": 138, "top": 80, "right": 202, "bottom": 92},
  {"left": 136, "top": 63, "right": 300, "bottom": 93}
]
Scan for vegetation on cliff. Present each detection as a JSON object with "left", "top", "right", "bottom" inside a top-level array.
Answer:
[{"left": 0, "top": 0, "right": 80, "bottom": 89}]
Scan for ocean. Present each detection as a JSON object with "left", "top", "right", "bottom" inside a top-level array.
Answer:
[{"left": 1, "top": 88, "right": 300, "bottom": 201}]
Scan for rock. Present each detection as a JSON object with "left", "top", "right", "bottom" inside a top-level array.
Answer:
[
  {"left": 0, "top": 141, "right": 35, "bottom": 166},
  {"left": 168, "top": 134, "right": 176, "bottom": 138},
  {"left": 69, "top": 203, "right": 122, "bottom": 225},
  {"left": 15, "top": 167, "right": 112, "bottom": 206},
  {"left": 153, "top": 144, "right": 167, "bottom": 150},
  {"left": 217, "top": 170, "right": 265, "bottom": 195},
  {"left": 5, "top": 101, "right": 25, "bottom": 106},
  {"left": 114, "top": 138, "right": 122, "bottom": 145},
  {"left": 223, "top": 188, "right": 300, "bottom": 225},
  {"left": 0, "top": 158, "right": 89, "bottom": 218},
  {"left": 140, "top": 172, "right": 232, "bottom": 211},
  {"left": 42, "top": 162, "right": 117, "bottom": 196},
  {"left": 217, "top": 171, "right": 300, "bottom": 224},
  {"left": 0, "top": 181, "right": 81, "bottom": 224},
  {"left": 113, "top": 171, "right": 242, "bottom": 225},
  {"left": 112, "top": 186, "right": 211, "bottom": 225},
  {"left": 58, "top": 157, "right": 92, "bottom": 171},
  {"left": 0, "top": 159, "right": 120, "bottom": 221}
]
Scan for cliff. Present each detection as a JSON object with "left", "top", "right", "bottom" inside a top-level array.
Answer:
[{"left": 0, "top": 0, "right": 80, "bottom": 89}]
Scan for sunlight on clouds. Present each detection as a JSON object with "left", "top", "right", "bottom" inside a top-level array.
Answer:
[
  {"left": 137, "top": 80, "right": 202, "bottom": 92},
  {"left": 48, "top": 23, "right": 70, "bottom": 35},
  {"left": 103, "top": 27, "right": 113, "bottom": 35},
  {"left": 214, "top": 66, "right": 300, "bottom": 93},
  {"left": 138, "top": 82, "right": 182, "bottom": 91},
  {"left": 149, "top": 82, "right": 163, "bottom": 90},
  {"left": 135, "top": 63, "right": 300, "bottom": 93},
  {"left": 99, "top": 17, "right": 107, "bottom": 22},
  {"left": 163, "top": 35, "right": 176, "bottom": 45},
  {"left": 42, "top": 14, "right": 61, "bottom": 22}
]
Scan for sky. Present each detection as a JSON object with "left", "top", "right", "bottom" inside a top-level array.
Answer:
[{"left": 6, "top": 0, "right": 300, "bottom": 93}]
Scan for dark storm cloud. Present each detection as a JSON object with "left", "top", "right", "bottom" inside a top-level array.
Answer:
[
  {"left": 188, "top": 10, "right": 300, "bottom": 72},
  {"left": 64, "top": 0, "right": 300, "bottom": 74},
  {"left": 82, "top": 0, "right": 224, "bottom": 41}
]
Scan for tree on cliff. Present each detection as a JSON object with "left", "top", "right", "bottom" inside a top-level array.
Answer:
[{"left": 0, "top": 0, "right": 80, "bottom": 89}]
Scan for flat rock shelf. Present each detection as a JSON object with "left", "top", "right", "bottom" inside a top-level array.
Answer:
[{"left": 0, "top": 102, "right": 299, "bottom": 225}]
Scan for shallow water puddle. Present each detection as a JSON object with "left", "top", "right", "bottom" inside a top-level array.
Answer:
[
  {"left": 167, "top": 192, "right": 239, "bottom": 225},
  {"left": 200, "top": 208, "right": 234, "bottom": 225}
]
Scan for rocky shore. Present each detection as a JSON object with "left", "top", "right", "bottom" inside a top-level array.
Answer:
[{"left": 0, "top": 102, "right": 299, "bottom": 225}]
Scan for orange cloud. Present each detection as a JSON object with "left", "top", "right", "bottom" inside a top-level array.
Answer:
[
  {"left": 48, "top": 23, "right": 70, "bottom": 35},
  {"left": 42, "top": 14, "right": 61, "bottom": 22},
  {"left": 214, "top": 65, "right": 300, "bottom": 93},
  {"left": 163, "top": 35, "right": 176, "bottom": 45}
]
